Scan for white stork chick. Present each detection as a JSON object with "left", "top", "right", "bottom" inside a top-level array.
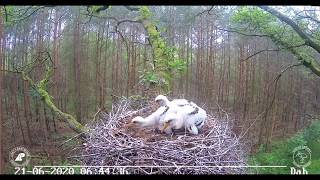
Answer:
[
  {"left": 155, "top": 95, "right": 195, "bottom": 107},
  {"left": 155, "top": 94, "right": 202, "bottom": 119},
  {"left": 127, "top": 105, "right": 170, "bottom": 129},
  {"left": 160, "top": 112, "right": 184, "bottom": 134},
  {"left": 161, "top": 104, "right": 207, "bottom": 135}
]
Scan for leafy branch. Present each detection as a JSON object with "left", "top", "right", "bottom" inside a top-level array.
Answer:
[
  {"left": 81, "top": 6, "right": 186, "bottom": 93},
  {"left": 231, "top": 6, "right": 320, "bottom": 77},
  {"left": 259, "top": 6, "right": 320, "bottom": 53}
]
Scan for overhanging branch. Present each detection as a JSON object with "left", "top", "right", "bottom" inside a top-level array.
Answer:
[{"left": 259, "top": 6, "right": 320, "bottom": 54}]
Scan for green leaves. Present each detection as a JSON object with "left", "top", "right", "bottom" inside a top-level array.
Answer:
[
  {"left": 88, "top": 6, "right": 102, "bottom": 13},
  {"left": 138, "top": 6, "right": 186, "bottom": 93},
  {"left": 232, "top": 6, "right": 275, "bottom": 25},
  {"left": 250, "top": 121, "right": 320, "bottom": 174},
  {"left": 303, "top": 120, "right": 320, "bottom": 142},
  {"left": 168, "top": 58, "right": 186, "bottom": 72},
  {"left": 303, "top": 120, "right": 320, "bottom": 159},
  {"left": 232, "top": 6, "right": 279, "bottom": 36},
  {"left": 138, "top": 6, "right": 152, "bottom": 20},
  {"left": 2, "top": 6, "right": 15, "bottom": 27},
  {"left": 231, "top": 6, "right": 320, "bottom": 77},
  {"left": 139, "top": 71, "right": 158, "bottom": 84},
  {"left": 163, "top": 46, "right": 186, "bottom": 72},
  {"left": 87, "top": 6, "right": 111, "bottom": 14}
]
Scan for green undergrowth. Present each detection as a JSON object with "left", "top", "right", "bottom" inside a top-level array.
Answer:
[{"left": 248, "top": 120, "right": 320, "bottom": 174}]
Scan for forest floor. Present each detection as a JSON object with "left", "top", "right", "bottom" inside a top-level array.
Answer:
[{"left": 3, "top": 120, "right": 81, "bottom": 174}]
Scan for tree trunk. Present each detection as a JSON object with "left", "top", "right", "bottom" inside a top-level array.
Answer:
[
  {"left": 0, "top": 9, "right": 3, "bottom": 174},
  {"left": 102, "top": 21, "right": 109, "bottom": 110},
  {"left": 73, "top": 8, "right": 82, "bottom": 123}
]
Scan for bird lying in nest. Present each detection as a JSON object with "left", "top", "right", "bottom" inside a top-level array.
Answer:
[{"left": 127, "top": 95, "right": 207, "bottom": 135}]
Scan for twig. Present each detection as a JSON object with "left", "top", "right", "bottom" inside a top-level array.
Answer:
[{"left": 241, "top": 43, "right": 306, "bottom": 62}]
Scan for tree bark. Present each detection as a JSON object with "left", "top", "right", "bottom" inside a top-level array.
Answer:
[
  {"left": 73, "top": 8, "right": 82, "bottom": 123},
  {"left": 0, "top": 8, "right": 3, "bottom": 174}
]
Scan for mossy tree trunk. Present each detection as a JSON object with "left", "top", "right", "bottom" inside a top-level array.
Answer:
[
  {"left": 138, "top": 6, "right": 184, "bottom": 94},
  {"left": 10, "top": 66, "right": 88, "bottom": 134}
]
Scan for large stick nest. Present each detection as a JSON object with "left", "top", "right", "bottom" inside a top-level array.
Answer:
[{"left": 74, "top": 98, "right": 247, "bottom": 174}]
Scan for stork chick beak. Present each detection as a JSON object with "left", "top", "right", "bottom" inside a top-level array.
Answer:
[{"left": 161, "top": 122, "right": 170, "bottom": 133}]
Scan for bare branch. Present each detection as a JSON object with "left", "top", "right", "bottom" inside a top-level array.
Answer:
[
  {"left": 0, "top": 69, "right": 21, "bottom": 74},
  {"left": 10, "top": 6, "right": 46, "bottom": 23},
  {"left": 297, "top": 14, "right": 320, "bottom": 24},
  {"left": 194, "top": 6, "right": 214, "bottom": 18},
  {"left": 132, "top": 41, "right": 150, "bottom": 46},
  {"left": 240, "top": 62, "right": 303, "bottom": 141},
  {"left": 124, "top": 6, "right": 140, "bottom": 11},
  {"left": 268, "top": 62, "right": 303, "bottom": 112},
  {"left": 241, "top": 43, "right": 306, "bottom": 62},
  {"left": 81, "top": 11, "right": 143, "bottom": 53},
  {"left": 269, "top": 62, "right": 303, "bottom": 110},
  {"left": 215, "top": 25, "right": 271, "bottom": 38}
]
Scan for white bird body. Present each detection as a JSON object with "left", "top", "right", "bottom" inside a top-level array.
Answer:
[
  {"left": 159, "top": 99, "right": 207, "bottom": 135},
  {"left": 155, "top": 95, "right": 195, "bottom": 107},
  {"left": 163, "top": 106, "right": 207, "bottom": 135},
  {"left": 129, "top": 105, "right": 169, "bottom": 128},
  {"left": 129, "top": 95, "right": 207, "bottom": 135}
]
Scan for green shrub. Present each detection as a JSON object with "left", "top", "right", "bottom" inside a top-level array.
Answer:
[{"left": 249, "top": 120, "right": 320, "bottom": 174}]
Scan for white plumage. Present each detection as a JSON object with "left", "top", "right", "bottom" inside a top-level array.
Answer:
[
  {"left": 134, "top": 94, "right": 189, "bottom": 127},
  {"left": 155, "top": 95, "right": 207, "bottom": 135},
  {"left": 128, "top": 95, "right": 207, "bottom": 135},
  {"left": 161, "top": 104, "right": 207, "bottom": 135},
  {"left": 155, "top": 94, "right": 194, "bottom": 107},
  {"left": 128, "top": 105, "right": 169, "bottom": 128}
]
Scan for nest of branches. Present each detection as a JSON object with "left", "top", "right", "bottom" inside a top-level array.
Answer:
[{"left": 74, "top": 98, "right": 247, "bottom": 174}]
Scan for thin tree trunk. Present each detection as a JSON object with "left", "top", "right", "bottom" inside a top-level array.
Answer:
[
  {"left": 43, "top": 102, "right": 50, "bottom": 140},
  {"left": 0, "top": 9, "right": 3, "bottom": 174},
  {"left": 23, "top": 65, "right": 33, "bottom": 144},
  {"left": 102, "top": 22, "right": 109, "bottom": 110},
  {"left": 73, "top": 8, "right": 82, "bottom": 123},
  {"left": 185, "top": 27, "right": 190, "bottom": 96}
]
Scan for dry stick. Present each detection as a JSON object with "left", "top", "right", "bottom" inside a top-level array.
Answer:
[
  {"left": 58, "top": 132, "right": 85, "bottom": 148},
  {"left": 91, "top": 108, "right": 102, "bottom": 124}
]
